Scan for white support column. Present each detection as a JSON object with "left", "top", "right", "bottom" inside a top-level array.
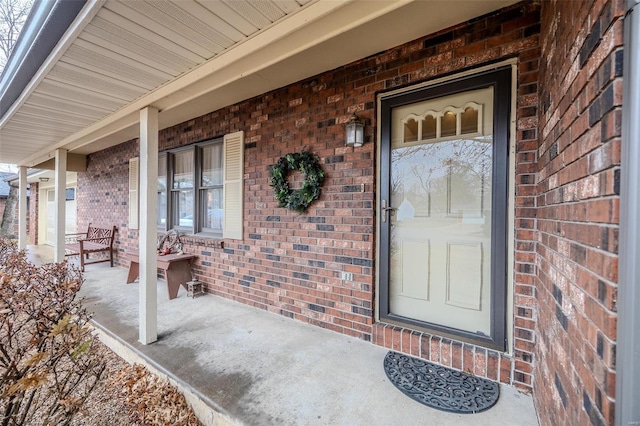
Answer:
[
  {"left": 139, "top": 106, "right": 159, "bottom": 344},
  {"left": 17, "top": 167, "right": 27, "bottom": 249},
  {"left": 54, "top": 149, "right": 67, "bottom": 262}
]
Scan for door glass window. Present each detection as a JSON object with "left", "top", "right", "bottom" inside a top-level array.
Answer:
[
  {"left": 389, "top": 87, "right": 494, "bottom": 336},
  {"left": 441, "top": 111, "right": 457, "bottom": 137},
  {"left": 422, "top": 115, "right": 437, "bottom": 139}
]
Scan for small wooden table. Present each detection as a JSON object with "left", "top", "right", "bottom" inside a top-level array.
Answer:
[{"left": 125, "top": 251, "right": 197, "bottom": 300}]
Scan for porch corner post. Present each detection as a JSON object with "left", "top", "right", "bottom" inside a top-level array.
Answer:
[
  {"left": 616, "top": 1, "right": 640, "bottom": 424},
  {"left": 53, "top": 149, "right": 67, "bottom": 262},
  {"left": 139, "top": 106, "right": 159, "bottom": 345},
  {"left": 17, "top": 166, "right": 27, "bottom": 249}
]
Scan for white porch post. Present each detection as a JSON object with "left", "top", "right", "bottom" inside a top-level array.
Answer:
[
  {"left": 139, "top": 106, "right": 159, "bottom": 344},
  {"left": 54, "top": 149, "right": 67, "bottom": 262},
  {"left": 17, "top": 166, "right": 27, "bottom": 249}
]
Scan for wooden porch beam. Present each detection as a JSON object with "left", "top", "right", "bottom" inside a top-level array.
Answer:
[{"left": 32, "top": 154, "right": 87, "bottom": 172}]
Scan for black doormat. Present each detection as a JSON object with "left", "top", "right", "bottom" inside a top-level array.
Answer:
[{"left": 383, "top": 351, "right": 500, "bottom": 414}]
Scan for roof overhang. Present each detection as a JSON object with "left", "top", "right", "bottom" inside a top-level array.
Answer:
[{"left": 0, "top": 0, "right": 517, "bottom": 168}]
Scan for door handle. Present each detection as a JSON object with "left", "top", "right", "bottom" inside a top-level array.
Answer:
[{"left": 381, "top": 199, "right": 397, "bottom": 223}]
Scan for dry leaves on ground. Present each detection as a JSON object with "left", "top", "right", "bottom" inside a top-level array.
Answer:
[
  {"left": 70, "top": 340, "right": 202, "bottom": 426},
  {"left": 0, "top": 239, "right": 202, "bottom": 426}
]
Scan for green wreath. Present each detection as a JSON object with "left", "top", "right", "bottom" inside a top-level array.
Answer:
[{"left": 268, "top": 151, "right": 325, "bottom": 213}]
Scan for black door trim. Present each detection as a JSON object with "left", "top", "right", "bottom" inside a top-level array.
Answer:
[{"left": 378, "top": 67, "right": 512, "bottom": 351}]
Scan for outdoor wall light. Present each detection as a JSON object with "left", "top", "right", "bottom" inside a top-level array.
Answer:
[
  {"left": 39, "top": 177, "right": 49, "bottom": 182},
  {"left": 345, "top": 114, "right": 364, "bottom": 147}
]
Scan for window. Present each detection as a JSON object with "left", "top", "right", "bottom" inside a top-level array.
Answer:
[
  {"left": 200, "top": 144, "right": 223, "bottom": 233},
  {"left": 65, "top": 188, "right": 75, "bottom": 201},
  {"left": 171, "top": 149, "right": 195, "bottom": 229},
  {"left": 155, "top": 131, "right": 244, "bottom": 239},
  {"left": 129, "top": 158, "right": 139, "bottom": 229},
  {"left": 400, "top": 101, "right": 484, "bottom": 144},
  {"left": 158, "top": 154, "right": 167, "bottom": 227}
]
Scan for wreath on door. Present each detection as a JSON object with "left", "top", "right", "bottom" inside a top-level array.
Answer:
[{"left": 268, "top": 151, "right": 325, "bottom": 213}]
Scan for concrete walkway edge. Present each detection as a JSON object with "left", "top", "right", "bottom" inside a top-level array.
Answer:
[{"left": 91, "top": 322, "right": 236, "bottom": 426}]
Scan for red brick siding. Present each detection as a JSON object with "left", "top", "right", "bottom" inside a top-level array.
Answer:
[
  {"left": 78, "top": 141, "right": 139, "bottom": 262},
  {"left": 78, "top": 2, "right": 540, "bottom": 389},
  {"left": 536, "top": 0, "right": 622, "bottom": 425}
]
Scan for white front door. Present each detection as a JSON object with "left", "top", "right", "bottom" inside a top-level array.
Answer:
[
  {"left": 389, "top": 88, "right": 494, "bottom": 335},
  {"left": 45, "top": 188, "right": 77, "bottom": 245},
  {"left": 379, "top": 68, "right": 511, "bottom": 349}
]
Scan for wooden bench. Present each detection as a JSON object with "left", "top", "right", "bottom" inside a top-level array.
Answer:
[
  {"left": 124, "top": 250, "right": 197, "bottom": 300},
  {"left": 65, "top": 224, "right": 117, "bottom": 272}
]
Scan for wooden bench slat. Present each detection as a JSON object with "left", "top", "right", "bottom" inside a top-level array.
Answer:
[{"left": 64, "top": 224, "right": 116, "bottom": 272}]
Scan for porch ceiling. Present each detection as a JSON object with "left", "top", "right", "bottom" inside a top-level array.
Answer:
[{"left": 0, "top": 0, "right": 516, "bottom": 168}]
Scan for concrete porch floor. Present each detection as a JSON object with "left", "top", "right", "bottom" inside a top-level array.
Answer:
[{"left": 28, "top": 245, "right": 539, "bottom": 425}]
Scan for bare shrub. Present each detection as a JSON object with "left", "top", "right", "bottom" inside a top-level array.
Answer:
[{"left": 0, "top": 239, "right": 107, "bottom": 425}]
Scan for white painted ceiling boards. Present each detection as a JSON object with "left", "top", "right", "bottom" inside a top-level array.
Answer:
[{"left": 0, "top": 0, "right": 516, "bottom": 168}]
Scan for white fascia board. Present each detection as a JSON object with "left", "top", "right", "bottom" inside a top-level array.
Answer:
[
  {"left": 0, "top": 0, "right": 105, "bottom": 132},
  {"left": 0, "top": 1, "right": 56, "bottom": 92}
]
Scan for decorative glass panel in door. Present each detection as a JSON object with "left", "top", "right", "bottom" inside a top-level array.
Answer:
[
  {"left": 391, "top": 88, "right": 492, "bottom": 335},
  {"left": 379, "top": 68, "right": 511, "bottom": 349}
]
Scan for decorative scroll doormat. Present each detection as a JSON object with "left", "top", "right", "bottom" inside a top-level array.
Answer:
[{"left": 383, "top": 351, "right": 500, "bottom": 414}]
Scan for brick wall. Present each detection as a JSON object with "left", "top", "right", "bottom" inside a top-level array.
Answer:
[
  {"left": 535, "top": 0, "right": 623, "bottom": 425},
  {"left": 78, "top": 2, "right": 540, "bottom": 390},
  {"left": 78, "top": 140, "right": 139, "bottom": 261}
]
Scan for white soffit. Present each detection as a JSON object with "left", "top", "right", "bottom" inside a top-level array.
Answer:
[
  {"left": 0, "top": 0, "right": 517, "bottom": 167},
  {"left": 0, "top": 0, "right": 316, "bottom": 165}
]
